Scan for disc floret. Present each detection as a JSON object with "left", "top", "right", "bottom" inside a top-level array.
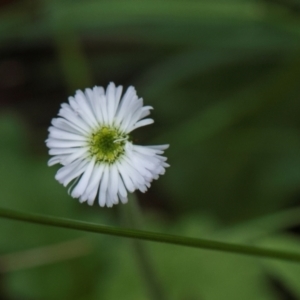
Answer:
[{"left": 89, "top": 127, "right": 127, "bottom": 163}]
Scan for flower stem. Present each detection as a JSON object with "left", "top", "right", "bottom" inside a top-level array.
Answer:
[
  {"left": 120, "top": 195, "right": 166, "bottom": 300},
  {"left": 0, "top": 207, "right": 300, "bottom": 263}
]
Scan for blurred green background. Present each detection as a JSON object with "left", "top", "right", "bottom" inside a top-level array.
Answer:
[{"left": 1, "top": 0, "right": 300, "bottom": 299}]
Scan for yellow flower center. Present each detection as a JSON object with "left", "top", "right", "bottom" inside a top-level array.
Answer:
[{"left": 89, "top": 127, "right": 127, "bottom": 163}]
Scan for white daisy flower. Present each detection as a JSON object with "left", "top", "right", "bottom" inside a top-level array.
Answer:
[{"left": 46, "top": 82, "right": 169, "bottom": 207}]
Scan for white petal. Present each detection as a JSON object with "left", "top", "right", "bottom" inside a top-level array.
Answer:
[
  {"left": 49, "top": 148, "right": 79, "bottom": 155},
  {"left": 73, "top": 91, "right": 98, "bottom": 127},
  {"left": 115, "top": 86, "right": 136, "bottom": 126},
  {"left": 86, "top": 165, "right": 105, "bottom": 205},
  {"left": 120, "top": 99, "right": 143, "bottom": 132},
  {"left": 116, "top": 161, "right": 135, "bottom": 192},
  {"left": 100, "top": 94, "right": 109, "bottom": 124},
  {"left": 119, "top": 195, "right": 128, "bottom": 204},
  {"left": 84, "top": 88, "right": 102, "bottom": 125},
  {"left": 139, "top": 106, "right": 153, "bottom": 119},
  {"left": 108, "top": 164, "right": 119, "bottom": 201},
  {"left": 115, "top": 85, "right": 123, "bottom": 108},
  {"left": 129, "top": 118, "right": 154, "bottom": 132},
  {"left": 148, "top": 144, "right": 170, "bottom": 150},
  {"left": 58, "top": 104, "right": 91, "bottom": 132},
  {"left": 117, "top": 172, "right": 127, "bottom": 198},
  {"left": 125, "top": 101, "right": 146, "bottom": 131},
  {"left": 51, "top": 118, "right": 87, "bottom": 135},
  {"left": 48, "top": 128, "right": 86, "bottom": 141},
  {"left": 48, "top": 156, "right": 61, "bottom": 166},
  {"left": 132, "top": 144, "right": 161, "bottom": 156},
  {"left": 46, "top": 139, "right": 87, "bottom": 148},
  {"left": 55, "top": 160, "right": 89, "bottom": 187},
  {"left": 61, "top": 147, "right": 89, "bottom": 165},
  {"left": 99, "top": 166, "right": 109, "bottom": 207},
  {"left": 89, "top": 87, "right": 103, "bottom": 124},
  {"left": 106, "top": 82, "right": 116, "bottom": 124},
  {"left": 72, "top": 158, "right": 96, "bottom": 198}
]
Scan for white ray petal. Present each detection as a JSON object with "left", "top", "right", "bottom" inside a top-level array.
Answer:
[
  {"left": 116, "top": 161, "right": 135, "bottom": 192},
  {"left": 74, "top": 90, "right": 98, "bottom": 127},
  {"left": 56, "top": 160, "right": 89, "bottom": 187},
  {"left": 61, "top": 147, "right": 89, "bottom": 165},
  {"left": 129, "top": 118, "right": 154, "bottom": 132},
  {"left": 99, "top": 166, "right": 109, "bottom": 207},
  {"left": 117, "top": 171, "right": 127, "bottom": 198},
  {"left": 106, "top": 82, "right": 116, "bottom": 124},
  {"left": 139, "top": 106, "right": 153, "bottom": 119},
  {"left": 49, "top": 148, "right": 79, "bottom": 155},
  {"left": 48, "top": 156, "right": 61, "bottom": 166},
  {"left": 72, "top": 158, "right": 96, "bottom": 198},
  {"left": 108, "top": 164, "right": 119, "bottom": 201},
  {"left": 115, "top": 85, "right": 123, "bottom": 108},
  {"left": 51, "top": 118, "right": 87, "bottom": 135},
  {"left": 46, "top": 140, "right": 87, "bottom": 148},
  {"left": 48, "top": 128, "right": 87, "bottom": 141}
]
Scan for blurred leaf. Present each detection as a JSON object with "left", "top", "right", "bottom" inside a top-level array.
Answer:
[
  {"left": 216, "top": 206, "right": 300, "bottom": 242},
  {"left": 260, "top": 235, "right": 300, "bottom": 299},
  {"left": 147, "top": 54, "right": 300, "bottom": 222},
  {"left": 1, "top": 0, "right": 300, "bottom": 49},
  {"left": 98, "top": 214, "right": 277, "bottom": 300}
]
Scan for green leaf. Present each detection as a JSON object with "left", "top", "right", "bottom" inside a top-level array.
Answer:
[{"left": 259, "top": 235, "right": 300, "bottom": 299}]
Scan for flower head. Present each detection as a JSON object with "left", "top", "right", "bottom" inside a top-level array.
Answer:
[{"left": 46, "top": 83, "right": 169, "bottom": 207}]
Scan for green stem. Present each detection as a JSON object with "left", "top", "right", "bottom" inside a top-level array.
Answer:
[
  {"left": 120, "top": 195, "right": 166, "bottom": 300},
  {"left": 0, "top": 207, "right": 300, "bottom": 263}
]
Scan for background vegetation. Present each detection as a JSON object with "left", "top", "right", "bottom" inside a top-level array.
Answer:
[{"left": 1, "top": 0, "right": 300, "bottom": 299}]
